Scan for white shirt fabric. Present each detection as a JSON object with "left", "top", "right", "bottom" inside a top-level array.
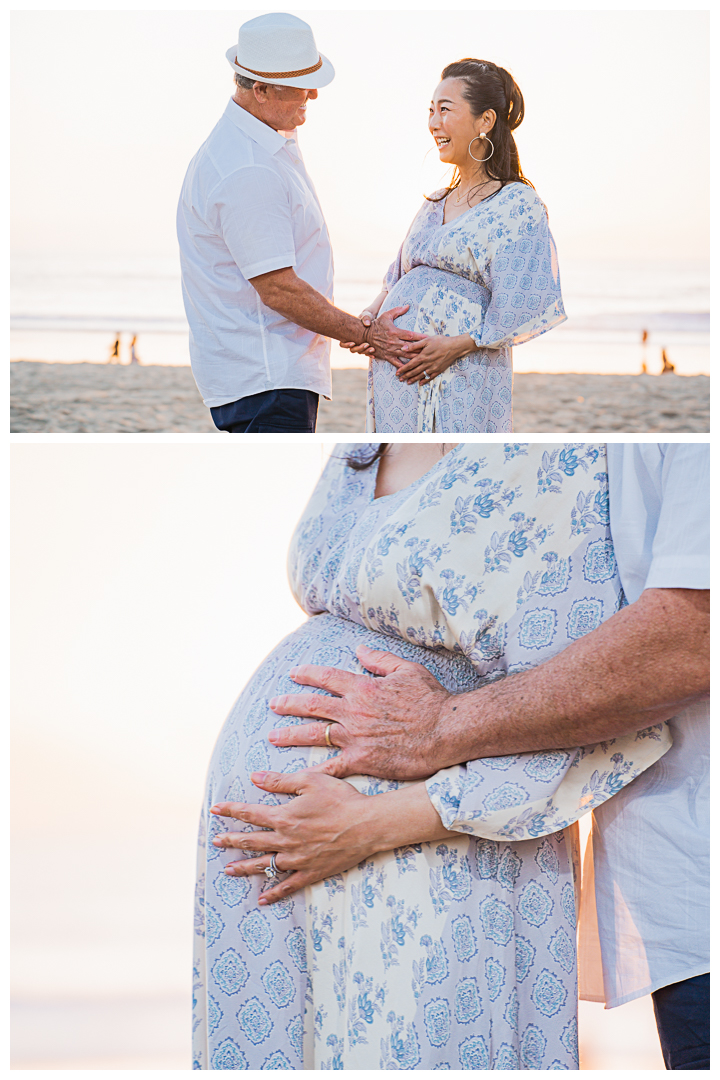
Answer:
[
  {"left": 578, "top": 443, "right": 710, "bottom": 1008},
  {"left": 177, "top": 100, "right": 334, "bottom": 408}
]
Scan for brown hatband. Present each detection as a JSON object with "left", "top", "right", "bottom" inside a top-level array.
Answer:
[{"left": 236, "top": 56, "right": 323, "bottom": 79}]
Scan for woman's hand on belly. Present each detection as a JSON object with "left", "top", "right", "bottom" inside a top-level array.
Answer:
[
  {"left": 210, "top": 770, "right": 454, "bottom": 904},
  {"left": 211, "top": 771, "right": 373, "bottom": 903},
  {"left": 396, "top": 333, "right": 476, "bottom": 385}
]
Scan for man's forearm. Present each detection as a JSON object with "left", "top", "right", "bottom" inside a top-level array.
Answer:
[
  {"left": 435, "top": 587, "right": 709, "bottom": 764},
  {"left": 251, "top": 266, "right": 368, "bottom": 344},
  {"left": 269, "top": 587, "right": 709, "bottom": 783}
]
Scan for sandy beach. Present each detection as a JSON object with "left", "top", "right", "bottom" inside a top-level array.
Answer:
[{"left": 11, "top": 361, "right": 709, "bottom": 434}]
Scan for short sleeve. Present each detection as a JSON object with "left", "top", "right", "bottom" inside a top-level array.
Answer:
[
  {"left": 645, "top": 445, "right": 709, "bottom": 591},
  {"left": 607, "top": 444, "right": 710, "bottom": 602},
  {"left": 475, "top": 188, "right": 566, "bottom": 350},
  {"left": 214, "top": 165, "right": 297, "bottom": 280}
]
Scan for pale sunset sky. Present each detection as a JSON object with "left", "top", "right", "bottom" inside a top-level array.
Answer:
[{"left": 11, "top": 8, "right": 709, "bottom": 265}]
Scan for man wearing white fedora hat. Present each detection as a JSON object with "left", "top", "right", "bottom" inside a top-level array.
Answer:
[{"left": 177, "top": 12, "right": 422, "bottom": 433}]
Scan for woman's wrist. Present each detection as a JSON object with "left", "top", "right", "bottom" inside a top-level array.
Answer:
[
  {"left": 356, "top": 781, "right": 456, "bottom": 855},
  {"left": 427, "top": 336, "right": 468, "bottom": 374},
  {"left": 449, "top": 334, "right": 475, "bottom": 362},
  {"left": 360, "top": 290, "right": 387, "bottom": 323}
]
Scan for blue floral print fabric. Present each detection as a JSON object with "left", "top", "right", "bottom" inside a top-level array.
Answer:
[
  {"left": 193, "top": 444, "right": 669, "bottom": 1070},
  {"left": 367, "top": 183, "right": 566, "bottom": 433}
]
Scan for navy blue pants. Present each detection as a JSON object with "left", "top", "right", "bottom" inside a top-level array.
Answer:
[
  {"left": 652, "top": 973, "right": 710, "bottom": 1069},
  {"left": 211, "top": 388, "right": 319, "bottom": 433}
]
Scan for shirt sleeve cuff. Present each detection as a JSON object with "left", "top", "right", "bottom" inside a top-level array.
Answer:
[
  {"left": 242, "top": 253, "right": 297, "bottom": 280},
  {"left": 644, "top": 558, "right": 710, "bottom": 592}
]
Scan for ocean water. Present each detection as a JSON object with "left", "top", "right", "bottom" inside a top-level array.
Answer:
[{"left": 11, "top": 254, "right": 709, "bottom": 375}]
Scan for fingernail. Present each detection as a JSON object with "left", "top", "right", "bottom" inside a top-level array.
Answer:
[
  {"left": 212, "top": 837, "right": 222, "bottom": 846},
  {"left": 251, "top": 772, "right": 267, "bottom": 784},
  {"left": 267, "top": 731, "right": 279, "bottom": 743},
  {"left": 258, "top": 897, "right": 268, "bottom": 906},
  {"left": 289, "top": 667, "right": 299, "bottom": 676},
  {"left": 224, "top": 866, "right": 235, "bottom": 875},
  {"left": 269, "top": 697, "right": 281, "bottom": 709}
]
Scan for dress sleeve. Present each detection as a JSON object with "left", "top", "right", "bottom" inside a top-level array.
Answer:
[
  {"left": 472, "top": 187, "right": 566, "bottom": 350},
  {"left": 382, "top": 244, "right": 404, "bottom": 293},
  {"left": 424, "top": 722, "right": 672, "bottom": 841}
]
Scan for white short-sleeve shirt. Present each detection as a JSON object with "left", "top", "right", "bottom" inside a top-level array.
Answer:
[
  {"left": 177, "top": 100, "right": 334, "bottom": 408},
  {"left": 579, "top": 443, "right": 710, "bottom": 1008}
]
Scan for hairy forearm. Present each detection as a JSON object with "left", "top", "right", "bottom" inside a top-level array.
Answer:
[
  {"left": 434, "top": 588, "right": 709, "bottom": 764},
  {"left": 251, "top": 267, "right": 368, "bottom": 344}
]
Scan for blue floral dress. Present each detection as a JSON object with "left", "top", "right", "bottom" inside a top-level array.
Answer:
[
  {"left": 193, "top": 444, "right": 670, "bottom": 1070},
  {"left": 368, "top": 184, "right": 566, "bottom": 433}
]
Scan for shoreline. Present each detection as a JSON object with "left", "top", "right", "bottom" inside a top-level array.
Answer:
[{"left": 10, "top": 361, "right": 709, "bottom": 434}]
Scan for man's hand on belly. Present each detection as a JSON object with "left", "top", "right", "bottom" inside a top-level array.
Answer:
[
  {"left": 365, "top": 309, "right": 428, "bottom": 364},
  {"left": 250, "top": 267, "right": 425, "bottom": 358},
  {"left": 268, "top": 589, "right": 709, "bottom": 779},
  {"left": 268, "top": 646, "right": 453, "bottom": 781}
]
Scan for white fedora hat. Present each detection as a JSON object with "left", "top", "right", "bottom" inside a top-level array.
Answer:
[{"left": 226, "top": 12, "right": 335, "bottom": 89}]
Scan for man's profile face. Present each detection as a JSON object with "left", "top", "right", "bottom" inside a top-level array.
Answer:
[{"left": 258, "top": 84, "right": 319, "bottom": 131}]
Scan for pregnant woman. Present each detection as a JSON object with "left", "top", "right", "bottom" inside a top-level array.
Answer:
[
  {"left": 343, "top": 60, "right": 565, "bottom": 433},
  {"left": 193, "top": 444, "right": 670, "bottom": 1070}
]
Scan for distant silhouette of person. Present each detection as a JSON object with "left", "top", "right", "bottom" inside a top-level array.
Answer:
[
  {"left": 108, "top": 333, "right": 121, "bottom": 363},
  {"left": 640, "top": 328, "right": 649, "bottom": 374},
  {"left": 661, "top": 348, "right": 675, "bottom": 375},
  {"left": 130, "top": 335, "right": 140, "bottom": 365}
]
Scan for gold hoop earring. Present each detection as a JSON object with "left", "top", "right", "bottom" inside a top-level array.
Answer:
[{"left": 468, "top": 134, "right": 494, "bottom": 163}]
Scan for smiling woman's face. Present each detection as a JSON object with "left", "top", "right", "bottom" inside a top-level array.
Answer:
[{"left": 428, "top": 77, "right": 492, "bottom": 169}]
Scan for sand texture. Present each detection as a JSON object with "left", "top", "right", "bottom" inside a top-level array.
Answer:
[{"left": 11, "top": 361, "right": 709, "bottom": 434}]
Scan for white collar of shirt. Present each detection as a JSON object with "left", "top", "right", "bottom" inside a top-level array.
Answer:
[{"left": 223, "top": 98, "right": 293, "bottom": 157}]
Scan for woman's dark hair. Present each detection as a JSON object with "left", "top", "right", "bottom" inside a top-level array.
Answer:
[
  {"left": 427, "top": 58, "right": 533, "bottom": 203},
  {"left": 345, "top": 444, "right": 388, "bottom": 470}
]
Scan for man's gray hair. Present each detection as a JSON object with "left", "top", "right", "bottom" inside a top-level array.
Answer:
[{"left": 234, "top": 72, "right": 258, "bottom": 92}]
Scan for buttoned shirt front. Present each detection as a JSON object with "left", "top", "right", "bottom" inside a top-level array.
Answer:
[
  {"left": 177, "top": 100, "right": 333, "bottom": 408},
  {"left": 579, "top": 443, "right": 710, "bottom": 1008}
]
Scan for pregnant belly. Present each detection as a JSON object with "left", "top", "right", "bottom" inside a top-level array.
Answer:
[
  {"left": 380, "top": 265, "right": 490, "bottom": 340},
  {"left": 205, "top": 612, "right": 485, "bottom": 810}
]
